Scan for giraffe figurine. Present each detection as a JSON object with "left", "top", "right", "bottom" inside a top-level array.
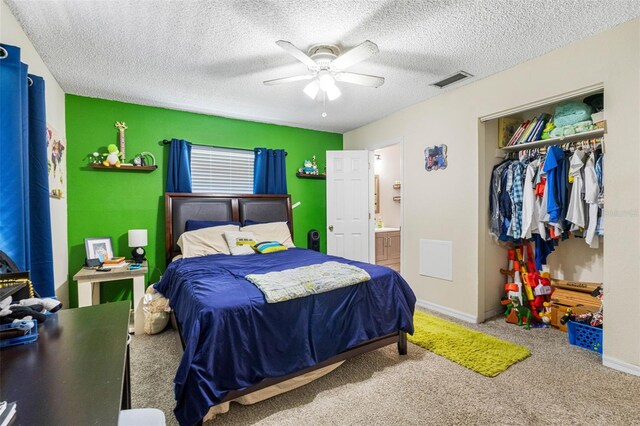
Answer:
[{"left": 115, "top": 121, "right": 128, "bottom": 161}]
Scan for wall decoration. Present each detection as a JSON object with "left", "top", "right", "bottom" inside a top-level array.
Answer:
[
  {"left": 115, "top": 121, "right": 127, "bottom": 160},
  {"left": 46, "top": 123, "right": 66, "bottom": 198},
  {"left": 424, "top": 144, "right": 448, "bottom": 172}
]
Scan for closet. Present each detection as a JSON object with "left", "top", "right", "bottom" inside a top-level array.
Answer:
[{"left": 479, "top": 86, "right": 605, "bottom": 332}]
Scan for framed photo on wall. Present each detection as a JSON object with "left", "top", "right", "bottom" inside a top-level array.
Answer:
[{"left": 84, "top": 237, "right": 114, "bottom": 262}]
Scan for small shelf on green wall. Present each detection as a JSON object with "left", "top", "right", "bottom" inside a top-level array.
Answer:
[
  {"left": 296, "top": 172, "right": 326, "bottom": 180},
  {"left": 90, "top": 164, "right": 157, "bottom": 172}
]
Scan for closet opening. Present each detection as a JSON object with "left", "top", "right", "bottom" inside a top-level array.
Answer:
[
  {"left": 478, "top": 86, "right": 605, "bottom": 346},
  {"left": 373, "top": 143, "right": 402, "bottom": 273}
]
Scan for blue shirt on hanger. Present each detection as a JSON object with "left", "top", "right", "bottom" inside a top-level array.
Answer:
[{"left": 543, "top": 146, "right": 565, "bottom": 224}]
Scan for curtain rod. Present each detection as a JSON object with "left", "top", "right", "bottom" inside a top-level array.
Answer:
[{"left": 161, "top": 139, "right": 287, "bottom": 155}]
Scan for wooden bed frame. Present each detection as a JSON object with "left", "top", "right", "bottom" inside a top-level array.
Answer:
[{"left": 164, "top": 192, "right": 407, "bottom": 421}]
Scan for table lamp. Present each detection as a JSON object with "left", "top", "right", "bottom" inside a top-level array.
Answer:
[{"left": 128, "top": 229, "right": 147, "bottom": 264}]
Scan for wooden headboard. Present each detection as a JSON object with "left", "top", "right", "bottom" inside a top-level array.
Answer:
[{"left": 164, "top": 193, "right": 293, "bottom": 264}]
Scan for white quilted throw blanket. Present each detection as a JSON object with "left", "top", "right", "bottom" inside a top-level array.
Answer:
[{"left": 245, "top": 261, "right": 371, "bottom": 303}]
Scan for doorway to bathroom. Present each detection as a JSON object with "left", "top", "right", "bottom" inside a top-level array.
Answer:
[{"left": 373, "top": 143, "right": 402, "bottom": 273}]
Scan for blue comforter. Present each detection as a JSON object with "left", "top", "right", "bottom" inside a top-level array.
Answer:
[{"left": 155, "top": 248, "right": 416, "bottom": 425}]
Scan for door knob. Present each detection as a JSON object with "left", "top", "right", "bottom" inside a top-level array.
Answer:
[{"left": 328, "top": 225, "right": 334, "bottom": 232}]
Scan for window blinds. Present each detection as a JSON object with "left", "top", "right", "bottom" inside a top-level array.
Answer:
[{"left": 190, "top": 145, "right": 254, "bottom": 194}]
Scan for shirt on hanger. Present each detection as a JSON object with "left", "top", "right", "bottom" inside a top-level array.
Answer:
[
  {"left": 584, "top": 151, "right": 600, "bottom": 248},
  {"left": 566, "top": 149, "right": 586, "bottom": 230},
  {"left": 543, "top": 146, "right": 565, "bottom": 225}
]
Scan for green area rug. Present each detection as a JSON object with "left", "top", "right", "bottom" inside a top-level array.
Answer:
[{"left": 408, "top": 311, "right": 531, "bottom": 377}]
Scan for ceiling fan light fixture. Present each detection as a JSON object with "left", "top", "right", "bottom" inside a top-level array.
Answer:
[
  {"left": 303, "top": 80, "right": 320, "bottom": 99},
  {"left": 317, "top": 70, "right": 336, "bottom": 91},
  {"left": 326, "top": 84, "right": 341, "bottom": 101}
]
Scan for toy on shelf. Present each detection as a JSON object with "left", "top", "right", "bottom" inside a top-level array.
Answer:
[
  {"left": 298, "top": 156, "right": 319, "bottom": 175},
  {"left": 115, "top": 121, "right": 128, "bottom": 161},
  {"left": 540, "top": 119, "right": 555, "bottom": 140},
  {"left": 102, "top": 143, "right": 123, "bottom": 167},
  {"left": 86, "top": 151, "right": 102, "bottom": 165}
]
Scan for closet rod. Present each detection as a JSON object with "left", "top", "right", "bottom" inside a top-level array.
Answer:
[
  {"left": 161, "top": 139, "right": 287, "bottom": 156},
  {"left": 500, "top": 128, "right": 605, "bottom": 153}
]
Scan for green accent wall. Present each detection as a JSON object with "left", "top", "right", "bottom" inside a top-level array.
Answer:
[{"left": 66, "top": 95, "right": 342, "bottom": 307}]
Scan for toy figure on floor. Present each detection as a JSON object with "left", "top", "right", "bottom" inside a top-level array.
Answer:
[{"left": 503, "top": 297, "right": 533, "bottom": 330}]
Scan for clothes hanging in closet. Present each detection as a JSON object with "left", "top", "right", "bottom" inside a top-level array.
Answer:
[{"left": 489, "top": 144, "right": 604, "bottom": 269}]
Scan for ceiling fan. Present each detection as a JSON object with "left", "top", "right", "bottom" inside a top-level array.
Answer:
[{"left": 263, "top": 40, "right": 385, "bottom": 103}]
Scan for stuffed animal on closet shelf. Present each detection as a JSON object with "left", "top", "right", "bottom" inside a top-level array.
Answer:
[{"left": 102, "top": 144, "right": 123, "bottom": 167}]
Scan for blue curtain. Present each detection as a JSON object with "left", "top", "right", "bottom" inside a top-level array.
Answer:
[
  {"left": 253, "top": 148, "right": 287, "bottom": 194},
  {"left": 166, "top": 138, "right": 192, "bottom": 192},
  {"left": 0, "top": 43, "right": 54, "bottom": 296}
]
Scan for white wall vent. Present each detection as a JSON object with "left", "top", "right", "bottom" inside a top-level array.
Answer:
[
  {"left": 419, "top": 239, "right": 453, "bottom": 281},
  {"left": 430, "top": 71, "right": 473, "bottom": 89}
]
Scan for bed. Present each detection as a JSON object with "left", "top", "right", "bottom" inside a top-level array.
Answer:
[{"left": 156, "top": 193, "right": 416, "bottom": 425}]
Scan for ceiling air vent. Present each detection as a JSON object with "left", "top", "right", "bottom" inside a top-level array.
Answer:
[{"left": 430, "top": 71, "right": 473, "bottom": 89}]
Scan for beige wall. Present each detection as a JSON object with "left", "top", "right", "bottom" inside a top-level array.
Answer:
[
  {"left": 2, "top": 2, "right": 69, "bottom": 306},
  {"left": 374, "top": 144, "right": 402, "bottom": 228},
  {"left": 345, "top": 19, "right": 640, "bottom": 372}
]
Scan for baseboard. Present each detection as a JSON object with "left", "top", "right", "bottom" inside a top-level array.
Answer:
[
  {"left": 603, "top": 355, "right": 640, "bottom": 377},
  {"left": 415, "top": 299, "right": 478, "bottom": 323},
  {"left": 484, "top": 306, "right": 504, "bottom": 320}
]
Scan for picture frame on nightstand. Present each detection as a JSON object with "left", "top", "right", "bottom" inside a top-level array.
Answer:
[{"left": 84, "top": 237, "right": 114, "bottom": 262}]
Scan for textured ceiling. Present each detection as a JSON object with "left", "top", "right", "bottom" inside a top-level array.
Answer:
[{"left": 6, "top": 0, "right": 640, "bottom": 133}]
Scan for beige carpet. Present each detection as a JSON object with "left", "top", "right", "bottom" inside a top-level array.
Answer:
[{"left": 130, "top": 309, "right": 640, "bottom": 425}]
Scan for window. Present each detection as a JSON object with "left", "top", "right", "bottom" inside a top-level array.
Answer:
[{"left": 190, "top": 145, "right": 254, "bottom": 194}]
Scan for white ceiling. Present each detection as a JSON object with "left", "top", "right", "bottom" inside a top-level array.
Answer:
[{"left": 6, "top": 0, "right": 640, "bottom": 133}]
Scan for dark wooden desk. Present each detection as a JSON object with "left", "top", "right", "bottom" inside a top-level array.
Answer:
[{"left": 0, "top": 301, "right": 131, "bottom": 425}]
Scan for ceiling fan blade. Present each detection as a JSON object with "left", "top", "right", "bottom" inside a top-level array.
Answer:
[
  {"left": 263, "top": 74, "right": 314, "bottom": 86},
  {"left": 275, "top": 40, "right": 317, "bottom": 68},
  {"left": 331, "top": 40, "right": 379, "bottom": 70},
  {"left": 335, "top": 72, "right": 385, "bottom": 88}
]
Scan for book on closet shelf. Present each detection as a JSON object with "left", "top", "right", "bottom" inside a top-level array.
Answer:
[
  {"left": 516, "top": 119, "right": 536, "bottom": 144},
  {"left": 525, "top": 115, "right": 544, "bottom": 143},
  {"left": 507, "top": 120, "right": 528, "bottom": 146},
  {"left": 529, "top": 113, "right": 551, "bottom": 142},
  {"left": 498, "top": 118, "right": 522, "bottom": 148}
]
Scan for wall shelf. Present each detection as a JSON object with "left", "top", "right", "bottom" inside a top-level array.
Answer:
[
  {"left": 90, "top": 164, "right": 157, "bottom": 171},
  {"left": 500, "top": 128, "right": 605, "bottom": 153},
  {"left": 296, "top": 172, "right": 326, "bottom": 180}
]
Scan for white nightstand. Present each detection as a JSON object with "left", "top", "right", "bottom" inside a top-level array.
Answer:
[{"left": 73, "top": 261, "right": 148, "bottom": 334}]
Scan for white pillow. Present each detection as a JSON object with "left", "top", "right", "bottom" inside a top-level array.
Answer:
[
  {"left": 240, "top": 222, "right": 295, "bottom": 248},
  {"left": 177, "top": 224, "right": 239, "bottom": 258},
  {"left": 224, "top": 231, "right": 257, "bottom": 256}
]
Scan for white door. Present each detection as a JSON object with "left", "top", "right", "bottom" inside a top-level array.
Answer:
[{"left": 326, "top": 150, "right": 373, "bottom": 262}]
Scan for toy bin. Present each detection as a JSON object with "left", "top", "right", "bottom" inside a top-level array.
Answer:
[
  {"left": 567, "top": 321, "right": 603, "bottom": 355},
  {"left": 0, "top": 320, "right": 38, "bottom": 348}
]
